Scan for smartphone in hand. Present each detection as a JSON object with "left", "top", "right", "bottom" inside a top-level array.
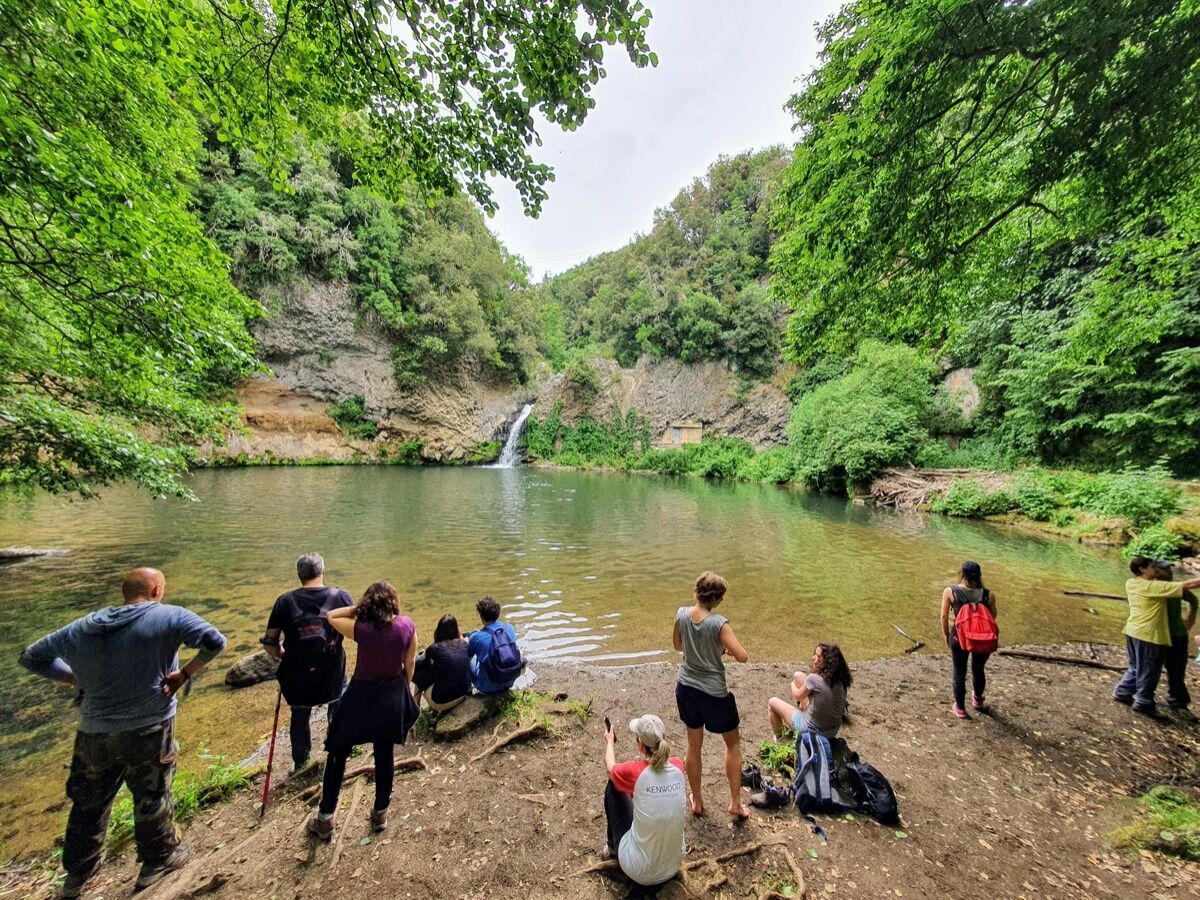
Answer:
[{"left": 604, "top": 716, "right": 613, "bottom": 738}]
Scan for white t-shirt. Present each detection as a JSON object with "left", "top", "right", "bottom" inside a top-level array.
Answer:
[{"left": 611, "top": 758, "right": 687, "bottom": 885}]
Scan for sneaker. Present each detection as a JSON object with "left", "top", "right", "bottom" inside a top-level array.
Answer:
[
  {"left": 952, "top": 702, "right": 969, "bottom": 720},
  {"left": 134, "top": 844, "right": 192, "bottom": 891},
  {"left": 749, "top": 783, "right": 792, "bottom": 809},
  {"left": 1132, "top": 704, "right": 1167, "bottom": 722},
  {"left": 370, "top": 807, "right": 388, "bottom": 832},
  {"left": 600, "top": 844, "right": 614, "bottom": 861},
  {"left": 307, "top": 812, "right": 334, "bottom": 841},
  {"left": 741, "top": 764, "right": 763, "bottom": 790},
  {"left": 1112, "top": 693, "right": 1134, "bottom": 706},
  {"left": 972, "top": 694, "right": 986, "bottom": 711}
]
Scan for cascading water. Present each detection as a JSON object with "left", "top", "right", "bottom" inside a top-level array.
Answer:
[{"left": 492, "top": 402, "right": 535, "bottom": 468}]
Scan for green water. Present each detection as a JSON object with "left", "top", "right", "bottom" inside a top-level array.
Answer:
[{"left": 0, "top": 466, "right": 1125, "bottom": 856}]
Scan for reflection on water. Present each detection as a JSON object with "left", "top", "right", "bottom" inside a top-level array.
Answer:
[{"left": 0, "top": 466, "right": 1126, "bottom": 856}]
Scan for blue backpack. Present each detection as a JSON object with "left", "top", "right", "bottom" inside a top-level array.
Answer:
[{"left": 483, "top": 623, "right": 524, "bottom": 683}]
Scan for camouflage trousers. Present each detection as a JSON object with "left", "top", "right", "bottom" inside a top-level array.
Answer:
[{"left": 63, "top": 719, "right": 179, "bottom": 879}]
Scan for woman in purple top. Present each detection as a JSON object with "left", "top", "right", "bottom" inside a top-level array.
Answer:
[{"left": 308, "top": 581, "right": 418, "bottom": 840}]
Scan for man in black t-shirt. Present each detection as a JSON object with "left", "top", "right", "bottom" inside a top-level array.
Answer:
[{"left": 261, "top": 552, "right": 353, "bottom": 770}]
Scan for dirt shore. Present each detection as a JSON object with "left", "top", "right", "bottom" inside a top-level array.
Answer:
[{"left": 7, "top": 646, "right": 1200, "bottom": 899}]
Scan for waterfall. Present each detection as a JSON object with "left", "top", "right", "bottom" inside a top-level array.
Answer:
[{"left": 493, "top": 403, "right": 534, "bottom": 468}]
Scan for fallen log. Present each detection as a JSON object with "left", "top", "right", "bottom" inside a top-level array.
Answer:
[
  {"left": 470, "top": 721, "right": 551, "bottom": 763},
  {"left": 997, "top": 648, "right": 1125, "bottom": 672},
  {"left": 1063, "top": 590, "right": 1125, "bottom": 601}
]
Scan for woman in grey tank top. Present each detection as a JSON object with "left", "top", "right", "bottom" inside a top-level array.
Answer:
[{"left": 671, "top": 572, "right": 750, "bottom": 819}]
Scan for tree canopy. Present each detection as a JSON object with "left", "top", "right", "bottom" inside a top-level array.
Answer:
[{"left": 0, "top": 0, "right": 654, "bottom": 495}]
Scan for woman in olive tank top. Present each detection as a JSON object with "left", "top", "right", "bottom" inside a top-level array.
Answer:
[{"left": 671, "top": 571, "right": 750, "bottom": 819}]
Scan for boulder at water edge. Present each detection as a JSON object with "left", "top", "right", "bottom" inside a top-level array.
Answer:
[{"left": 225, "top": 650, "right": 279, "bottom": 688}]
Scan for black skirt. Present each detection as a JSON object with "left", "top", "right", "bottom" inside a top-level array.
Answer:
[{"left": 325, "top": 675, "right": 418, "bottom": 753}]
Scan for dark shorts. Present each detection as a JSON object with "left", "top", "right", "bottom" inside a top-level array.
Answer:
[{"left": 676, "top": 682, "right": 740, "bottom": 734}]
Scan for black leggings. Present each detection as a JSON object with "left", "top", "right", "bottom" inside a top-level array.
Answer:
[
  {"left": 950, "top": 636, "right": 990, "bottom": 707},
  {"left": 604, "top": 780, "right": 634, "bottom": 854},
  {"left": 319, "top": 743, "right": 393, "bottom": 815}
]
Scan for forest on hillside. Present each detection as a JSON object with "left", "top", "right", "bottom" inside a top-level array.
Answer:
[
  {"left": 2, "top": 0, "right": 1197, "bottom": 535},
  {"left": 533, "top": 0, "right": 1200, "bottom": 490}
]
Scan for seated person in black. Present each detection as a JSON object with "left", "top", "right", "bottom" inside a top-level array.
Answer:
[{"left": 412, "top": 614, "right": 471, "bottom": 712}]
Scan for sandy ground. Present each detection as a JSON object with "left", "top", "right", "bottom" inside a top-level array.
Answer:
[{"left": 6, "top": 645, "right": 1200, "bottom": 899}]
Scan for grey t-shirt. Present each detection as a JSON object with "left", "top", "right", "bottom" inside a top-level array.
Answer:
[
  {"left": 804, "top": 673, "right": 846, "bottom": 737},
  {"left": 676, "top": 606, "right": 729, "bottom": 697}
]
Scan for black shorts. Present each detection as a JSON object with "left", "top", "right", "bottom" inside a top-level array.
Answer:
[{"left": 675, "top": 682, "right": 740, "bottom": 734}]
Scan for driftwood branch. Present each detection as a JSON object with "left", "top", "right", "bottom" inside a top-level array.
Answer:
[
  {"left": 1063, "top": 590, "right": 1125, "bottom": 601},
  {"left": 301, "top": 756, "right": 426, "bottom": 804},
  {"left": 330, "top": 778, "right": 365, "bottom": 871},
  {"left": 470, "top": 721, "right": 551, "bottom": 763},
  {"left": 997, "top": 648, "right": 1125, "bottom": 672}
]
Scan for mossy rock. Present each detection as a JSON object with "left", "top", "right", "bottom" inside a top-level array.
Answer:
[
  {"left": 431, "top": 694, "right": 509, "bottom": 741},
  {"left": 1166, "top": 513, "right": 1200, "bottom": 544}
]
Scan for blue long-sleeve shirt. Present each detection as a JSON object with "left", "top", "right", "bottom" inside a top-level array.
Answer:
[{"left": 19, "top": 602, "right": 227, "bottom": 734}]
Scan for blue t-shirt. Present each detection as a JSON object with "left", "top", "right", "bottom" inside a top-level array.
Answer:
[
  {"left": 20, "top": 602, "right": 226, "bottom": 733},
  {"left": 467, "top": 621, "right": 518, "bottom": 694}
]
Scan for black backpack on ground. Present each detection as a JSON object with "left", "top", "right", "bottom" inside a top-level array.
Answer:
[
  {"left": 841, "top": 759, "right": 901, "bottom": 826},
  {"left": 277, "top": 588, "right": 346, "bottom": 707},
  {"left": 482, "top": 623, "right": 523, "bottom": 683}
]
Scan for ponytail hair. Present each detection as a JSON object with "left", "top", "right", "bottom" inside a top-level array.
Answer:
[{"left": 647, "top": 738, "right": 671, "bottom": 771}]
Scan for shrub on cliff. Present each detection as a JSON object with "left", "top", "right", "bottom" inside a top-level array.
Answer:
[{"left": 787, "top": 341, "right": 942, "bottom": 493}]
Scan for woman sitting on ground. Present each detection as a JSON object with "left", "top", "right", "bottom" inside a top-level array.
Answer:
[
  {"left": 766, "top": 643, "right": 852, "bottom": 741},
  {"left": 602, "top": 714, "right": 687, "bottom": 888},
  {"left": 940, "top": 560, "right": 998, "bottom": 719},
  {"left": 412, "top": 613, "right": 470, "bottom": 713},
  {"left": 308, "top": 581, "right": 418, "bottom": 840}
]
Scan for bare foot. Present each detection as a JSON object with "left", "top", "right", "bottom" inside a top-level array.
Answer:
[
  {"left": 728, "top": 803, "right": 751, "bottom": 819},
  {"left": 690, "top": 796, "right": 705, "bottom": 816}
]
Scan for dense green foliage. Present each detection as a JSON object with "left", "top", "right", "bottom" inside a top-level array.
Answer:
[
  {"left": 326, "top": 395, "right": 378, "bottom": 440},
  {"left": 198, "top": 143, "right": 540, "bottom": 387},
  {"left": 0, "top": 0, "right": 653, "bottom": 496},
  {"left": 770, "top": 0, "right": 1200, "bottom": 477},
  {"left": 106, "top": 761, "right": 249, "bottom": 851},
  {"left": 535, "top": 150, "right": 787, "bottom": 376},
  {"left": 786, "top": 342, "right": 953, "bottom": 492}
]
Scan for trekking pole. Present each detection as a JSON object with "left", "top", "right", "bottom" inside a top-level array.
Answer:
[
  {"left": 260, "top": 687, "right": 283, "bottom": 817},
  {"left": 891, "top": 624, "right": 925, "bottom": 653}
]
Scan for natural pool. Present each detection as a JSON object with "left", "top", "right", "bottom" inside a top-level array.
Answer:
[{"left": 0, "top": 466, "right": 1126, "bottom": 857}]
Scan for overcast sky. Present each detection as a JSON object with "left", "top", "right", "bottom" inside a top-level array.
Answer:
[{"left": 484, "top": 0, "right": 843, "bottom": 280}]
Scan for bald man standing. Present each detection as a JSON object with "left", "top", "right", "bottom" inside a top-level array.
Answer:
[{"left": 19, "top": 568, "right": 227, "bottom": 898}]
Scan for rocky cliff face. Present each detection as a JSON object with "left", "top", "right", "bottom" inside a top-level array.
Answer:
[
  {"left": 209, "top": 281, "right": 791, "bottom": 462},
  {"left": 535, "top": 356, "right": 791, "bottom": 448},
  {"left": 243, "top": 281, "right": 532, "bottom": 460}
]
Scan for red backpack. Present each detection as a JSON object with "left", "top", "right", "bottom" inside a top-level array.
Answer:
[{"left": 954, "top": 588, "right": 998, "bottom": 653}]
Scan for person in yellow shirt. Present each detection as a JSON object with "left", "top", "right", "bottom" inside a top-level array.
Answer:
[{"left": 1113, "top": 557, "right": 1200, "bottom": 716}]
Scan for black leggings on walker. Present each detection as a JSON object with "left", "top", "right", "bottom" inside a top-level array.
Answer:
[
  {"left": 319, "top": 743, "right": 394, "bottom": 815},
  {"left": 950, "top": 634, "right": 990, "bottom": 708}
]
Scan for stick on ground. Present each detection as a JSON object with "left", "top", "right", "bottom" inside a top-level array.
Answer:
[
  {"left": 997, "top": 648, "right": 1125, "bottom": 672},
  {"left": 330, "top": 778, "right": 365, "bottom": 871},
  {"left": 470, "top": 721, "right": 550, "bottom": 763}
]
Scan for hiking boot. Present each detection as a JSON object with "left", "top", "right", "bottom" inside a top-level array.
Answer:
[
  {"left": 1112, "top": 693, "right": 1134, "bottom": 706},
  {"left": 749, "top": 783, "right": 792, "bottom": 809},
  {"left": 1132, "top": 704, "right": 1167, "bottom": 722},
  {"left": 972, "top": 693, "right": 986, "bottom": 711},
  {"left": 370, "top": 807, "right": 388, "bottom": 832},
  {"left": 741, "top": 764, "right": 763, "bottom": 790},
  {"left": 307, "top": 812, "right": 334, "bottom": 841},
  {"left": 134, "top": 844, "right": 192, "bottom": 891},
  {"left": 1172, "top": 707, "right": 1197, "bottom": 723},
  {"left": 60, "top": 863, "right": 99, "bottom": 899}
]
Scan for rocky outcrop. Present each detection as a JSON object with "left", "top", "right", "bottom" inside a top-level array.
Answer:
[
  {"left": 224, "top": 650, "right": 279, "bottom": 688},
  {"left": 944, "top": 367, "right": 981, "bottom": 420},
  {"left": 535, "top": 356, "right": 791, "bottom": 448},
  {"left": 206, "top": 281, "right": 791, "bottom": 462}
]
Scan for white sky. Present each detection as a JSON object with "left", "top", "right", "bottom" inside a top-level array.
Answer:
[{"left": 484, "top": 0, "right": 843, "bottom": 280}]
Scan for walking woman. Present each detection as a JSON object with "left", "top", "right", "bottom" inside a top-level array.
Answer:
[
  {"left": 672, "top": 571, "right": 750, "bottom": 819},
  {"left": 940, "top": 561, "right": 998, "bottom": 719},
  {"left": 601, "top": 714, "right": 687, "bottom": 888},
  {"left": 308, "top": 581, "right": 418, "bottom": 839}
]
